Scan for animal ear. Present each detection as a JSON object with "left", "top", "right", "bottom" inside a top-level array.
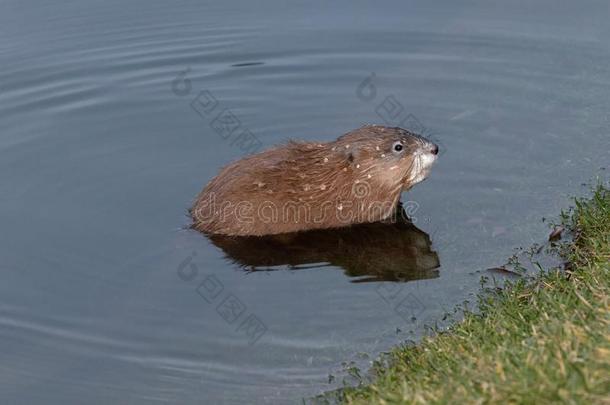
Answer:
[{"left": 342, "top": 146, "right": 362, "bottom": 166}]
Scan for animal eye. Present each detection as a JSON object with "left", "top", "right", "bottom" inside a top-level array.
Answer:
[{"left": 392, "top": 141, "right": 403, "bottom": 153}]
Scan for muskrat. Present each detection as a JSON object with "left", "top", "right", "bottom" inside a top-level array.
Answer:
[{"left": 191, "top": 125, "right": 439, "bottom": 236}]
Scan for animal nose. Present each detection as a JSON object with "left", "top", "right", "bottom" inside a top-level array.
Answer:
[{"left": 431, "top": 144, "right": 439, "bottom": 155}]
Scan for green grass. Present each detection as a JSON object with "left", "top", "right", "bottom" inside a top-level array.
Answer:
[{"left": 339, "top": 185, "right": 610, "bottom": 404}]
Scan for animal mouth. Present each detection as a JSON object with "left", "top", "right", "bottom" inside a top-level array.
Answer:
[{"left": 403, "top": 150, "right": 437, "bottom": 188}]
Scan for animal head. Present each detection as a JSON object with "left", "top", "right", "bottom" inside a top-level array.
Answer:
[{"left": 334, "top": 125, "right": 439, "bottom": 192}]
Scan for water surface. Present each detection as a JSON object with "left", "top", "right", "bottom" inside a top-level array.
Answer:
[{"left": 1, "top": 1, "right": 609, "bottom": 404}]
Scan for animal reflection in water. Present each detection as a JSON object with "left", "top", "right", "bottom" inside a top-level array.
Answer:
[{"left": 203, "top": 206, "right": 440, "bottom": 283}]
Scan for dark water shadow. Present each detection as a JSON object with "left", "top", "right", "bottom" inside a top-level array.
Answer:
[
  {"left": 230, "top": 61, "right": 265, "bottom": 67},
  {"left": 203, "top": 207, "right": 440, "bottom": 283}
]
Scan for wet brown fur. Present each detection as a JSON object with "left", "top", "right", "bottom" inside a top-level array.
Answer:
[{"left": 191, "top": 125, "right": 437, "bottom": 236}]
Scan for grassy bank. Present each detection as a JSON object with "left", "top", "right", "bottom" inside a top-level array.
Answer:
[{"left": 340, "top": 185, "right": 610, "bottom": 404}]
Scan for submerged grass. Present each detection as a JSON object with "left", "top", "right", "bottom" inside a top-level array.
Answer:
[{"left": 340, "top": 185, "right": 610, "bottom": 404}]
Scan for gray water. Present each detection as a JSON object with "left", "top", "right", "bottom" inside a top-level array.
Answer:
[{"left": 1, "top": 1, "right": 609, "bottom": 404}]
